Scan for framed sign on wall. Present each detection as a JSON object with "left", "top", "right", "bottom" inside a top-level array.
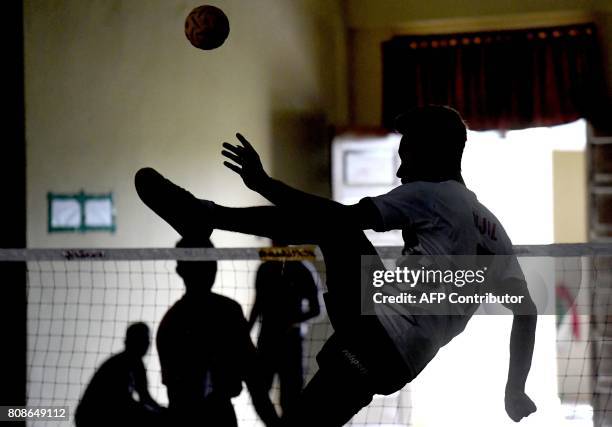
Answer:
[{"left": 48, "top": 191, "right": 115, "bottom": 233}]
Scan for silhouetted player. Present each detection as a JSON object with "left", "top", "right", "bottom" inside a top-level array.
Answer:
[
  {"left": 156, "top": 236, "right": 279, "bottom": 427},
  {"left": 135, "top": 105, "right": 537, "bottom": 426},
  {"left": 249, "top": 251, "right": 320, "bottom": 414},
  {"left": 75, "top": 322, "right": 163, "bottom": 427}
]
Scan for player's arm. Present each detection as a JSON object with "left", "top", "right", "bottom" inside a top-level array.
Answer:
[
  {"left": 240, "top": 331, "right": 280, "bottom": 426},
  {"left": 139, "top": 389, "right": 162, "bottom": 412},
  {"left": 247, "top": 297, "right": 261, "bottom": 331},
  {"left": 221, "top": 133, "right": 319, "bottom": 207},
  {"left": 295, "top": 264, "right": 320, "bottom": 323},
  {"left": 248, "top": 266, "right": 264, "bottom": 331},
  {"left": 221, "top": 133, "right": 383, "bottom": 230},
  {"left": 133, "top": 361, "right": 163, "bottom": 411},
  {"left": 499, "top": 277, "right": 538, "bottom": 422},
  {"left": 229, "top": 302, "right": 279, "bottom": 426}
]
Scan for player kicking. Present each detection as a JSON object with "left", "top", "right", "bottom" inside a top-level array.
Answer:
[{"left": 135, "top": 105, "right": 537, "bottom": 425}]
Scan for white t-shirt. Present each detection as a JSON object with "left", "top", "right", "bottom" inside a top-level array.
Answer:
[{"left": 368, "top": 180, "right": 524, "bottom": 374}]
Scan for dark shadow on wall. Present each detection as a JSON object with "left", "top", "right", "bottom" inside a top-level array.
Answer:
[{"left": 270, "top": 111, "right": 333, "bottom": 199}]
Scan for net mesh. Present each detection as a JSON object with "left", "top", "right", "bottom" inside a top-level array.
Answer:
[{"left": 3, "top": 244, "right": 612, "bottom": 427}]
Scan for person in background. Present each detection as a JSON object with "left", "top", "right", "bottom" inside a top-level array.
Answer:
[
  {"left": 248, "top": 243, "right": 320, "bottom": 415},
  {"left": 75, "top": 322, "right": 164, "bottom": 427},
  {"left": 156, "top": 236, "right": 279, "bottom": 427}
]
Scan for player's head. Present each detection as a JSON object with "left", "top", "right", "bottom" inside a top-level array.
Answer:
[
  {"left": 175, "top": 236, "right": 218, "bottom": 294},
  {"left": 124, "top": 322, "right": 150, "bottom": 357},
  {"left": 394, "top": 105, "right": 467, "bottom": 183}
]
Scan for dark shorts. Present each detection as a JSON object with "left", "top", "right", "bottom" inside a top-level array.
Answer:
[{"left": 318, "top": 291, "right": 415, "bottom": 396}]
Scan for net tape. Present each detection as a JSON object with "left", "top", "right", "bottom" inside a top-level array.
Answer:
[{"left": 2, "top": 243, "right": 612, "bottom": 262}]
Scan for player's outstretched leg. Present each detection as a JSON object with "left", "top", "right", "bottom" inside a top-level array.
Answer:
[{"left": 135, "top": 167, "right": 338, "bottom": 243}]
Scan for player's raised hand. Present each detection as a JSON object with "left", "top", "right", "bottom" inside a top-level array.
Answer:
[
  {"left": 505, "top": 390, "right": 537, "bottom": 422},
  {"left": 222, "top": 133, "right": 270, "bottom": 192}
]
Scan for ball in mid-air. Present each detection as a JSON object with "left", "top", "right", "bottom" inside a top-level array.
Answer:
[{"left": 184, "top": 5, "right": 230, "bottom": 50}]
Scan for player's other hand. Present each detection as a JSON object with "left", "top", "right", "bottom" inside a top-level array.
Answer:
[
  {"left": 505, "top": 389, "right": 536, "bottom": 422},
  {"left": 222, "top": 133, "right": 270, "bottom": 192}
]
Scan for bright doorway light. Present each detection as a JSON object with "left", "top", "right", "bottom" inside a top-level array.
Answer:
[{"left": 462, "top": 120, "right": 586, "bottom": 244}]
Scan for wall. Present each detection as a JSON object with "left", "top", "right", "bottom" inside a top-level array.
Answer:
[
  {"left": 23, "top": 0, "right": 348, "bottom": 417},
  {"left": 554, "top": 151, "right": 588, "bottom": 243},
  {"left": 25, "top": 0, "right": 347, "bottom": 248},
  {"left": 345, "top": 0, "right": 611, "bottom": 127}
]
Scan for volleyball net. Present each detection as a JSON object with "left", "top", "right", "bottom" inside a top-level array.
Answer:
[{"left": 2, "top": 243, "right": 611, "bottom": 427}]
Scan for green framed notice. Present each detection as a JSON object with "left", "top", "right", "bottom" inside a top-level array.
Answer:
[{"left": 48, "top": 191, "right": 116, "bottom": 233}]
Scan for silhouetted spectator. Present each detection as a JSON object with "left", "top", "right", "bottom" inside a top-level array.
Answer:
[
  {"left": 156, "top": 236, "right": 279, "bottom": 427},
  {"left": 75, "top": 322, "right": 164, "bottom": 427},
  {"left": 248, "top": 252, "right": 319, "bottom": 414}
]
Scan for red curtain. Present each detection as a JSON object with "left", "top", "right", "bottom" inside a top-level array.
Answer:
[{"left": 382, "top": 24, "right": 608, "bottom": 131}]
